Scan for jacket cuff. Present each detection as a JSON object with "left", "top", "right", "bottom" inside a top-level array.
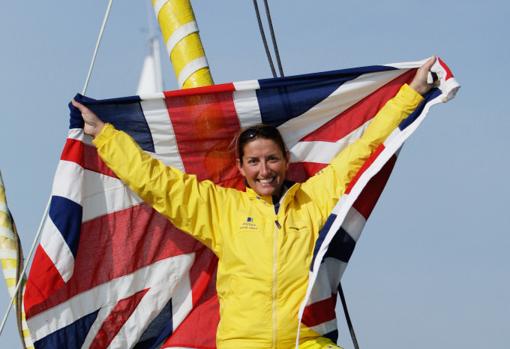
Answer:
[
  {"left": 398, "top": 83, "right": 424, "bottom": 109},
  {"left": 93, "top": 123, "right": 116, "bottom": 148}
]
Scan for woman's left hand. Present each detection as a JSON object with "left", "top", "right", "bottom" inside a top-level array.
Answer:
[{"left": 409, "top": 56, "right": 437, "bottom": 96}]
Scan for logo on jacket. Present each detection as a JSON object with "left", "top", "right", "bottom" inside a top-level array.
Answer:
[{"left": 240, "top": 217, "right": 257, "bottom": 231}]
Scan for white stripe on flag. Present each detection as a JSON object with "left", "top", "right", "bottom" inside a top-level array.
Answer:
[
  {"left": 82, "top": 169, "right": 144, "bottom": 222},
  {"left": 28, "top": 254, "right": 194, "bottom": 342},
  {"left": 68, "top": 128, "right": 93, "bottom": 146},
  {"left": 40, "top": 217, "right": 75, "bottom": 283},
  {"left": 51, "top": 159, "right": 144, "bottom": 223},
  {"left": 0, "top": 202, "right": 7, "bottom": 212},
  {"left": 80, "top": 303, "right": 117, "bottom": 348},
  {"left": 289, "top": 120, "right": 370, "bottom": 164},
  {"left": 233, "top": 80, "right": 260, "bottom": 91},
  {"left": 278, "top": 69, "right": 406, "bottom": 149},
  {"left": 171, "top": 273, "right": 194, "bottom": 329},
  {"left": 342, "top": 207, "right": 367, "bottom": 242},
  {"left": 309, "top": 319, "right": 338, "bottom": 338},
  {"left": 51, "top": 160, "right": 84, "bottom": 205},
  {"left": 140, "top": 95, "right": 186, "bottom": 171},
  {"left": 233, "top": 89, "right": 263, "bottom": 129},
  {"left": 309, "top": 258, "right": 347, "bottom": 302}
]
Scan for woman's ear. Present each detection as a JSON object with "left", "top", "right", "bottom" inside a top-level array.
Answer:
[{"left": 236, "top": 158, "right": 246, "bottom": 177}]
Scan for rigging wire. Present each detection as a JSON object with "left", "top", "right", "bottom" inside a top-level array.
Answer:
[
  {"left": 254, "top": 2, "right": 360, "bottom": 347},
  {"left": 0, "top": 0, "right": 115, "bottom": 338},
  {"left": 83, "top": 0, "right": 115, "bottom": 94},
  {"left": 252, "top": 0, "right": 277, "bottom": 78},
  {"left": 339, "top": 283, "right": 361, "bottom": 349},
  {"left": 252, "top": 2, "right": 359, "bottom": 347},
  {"left": 262, "top": 0, "right": 284, "bottom": 77}
]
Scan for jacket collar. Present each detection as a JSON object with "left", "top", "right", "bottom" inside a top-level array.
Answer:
[{"left": 245, "top": 180, "right": 298, "bottom": 206}]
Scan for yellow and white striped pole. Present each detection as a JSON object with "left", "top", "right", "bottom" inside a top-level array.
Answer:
[
  {"left": 0, "top": 172, "right": 33, "bottom": 348},
  {"left": 152, "top": 0, "right": 213, "bottom": 88}
]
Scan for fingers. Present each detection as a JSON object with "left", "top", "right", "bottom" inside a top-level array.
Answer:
[
  {"left": 422, "top": 56, "right": 436, "bottom": 71},
  {"left": 71, "top": 99, "right": 98, "bottom": 121},
  {"left": 71, "top": 99, "right": 90, "bottom": 114},
  {"left": 70, "top": 99, "right": 105, "bottom": 137},
  {"left": 409, "top": 56, "right": 438, "bottom": 96}
]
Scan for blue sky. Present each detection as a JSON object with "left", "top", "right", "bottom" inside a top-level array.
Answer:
[{"left": 1, "top": 1, "right": 509, "bottom": 348}]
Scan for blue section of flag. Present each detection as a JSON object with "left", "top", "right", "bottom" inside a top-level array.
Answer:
[
  {"left": 34, "top": 310, "right": 99, "bottom": 349},
  {"left": 323, "top": 329, "right": 339, "bottom": 343},
  {"left": 324, "top": 227, "right": 356, "bottom": 263},
  {"left": 311, "top": 213, "right": 337, "bottom": 270},
  {"left": 71, "top": 94, "right": 155, "bottom": 153},
  {"left": 257, "top": 65, "right": 396, "bottom": 127},
  {"left": 399, "top": 88, "right": 441, "bottom": 130},
  {"left": 134, "top": 300, "right": 173, "bottom": 349},
  {"left": 49, "top": 196, "right": 82, "bottom": 258}
]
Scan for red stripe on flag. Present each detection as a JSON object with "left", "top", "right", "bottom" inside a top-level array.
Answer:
[
  {"left": 345, "top": 144, "right": 385, "bottom": 195},
  {"left": 24, "top": 246, "right": 66, "bottom": 317},
  {"left": 61, "top": 138, "right": 119, "bottom": 178},
  {"left": 162, "top": 295, "right": 218, "bottom": 349},
  {"left": 287, "top": 162, "right": 328, "bottom": 183},
  {"left": 302, "top": 70, "right": 415, "bottom": 142},
  {"left": 189, "top": 248, "right": 217, "bottom": 307},
  {"left": 352, "top": 154, "right": 397, "bottom": 219},
  {"left": 164, "top": 83, "right": 235, "bottom": 98},
  {"left": 438, "top": 57, "right": 454, "bottom": 80},
  {"left": 158, "top": 246, "right": 219, "bottom": 348},
  {"left": 165, "top": 87, "right": 244, "bottom": 189},
  {"left": 60, "top": 138, "right": 84, "bottom": 165},
  {"left": 89, "top": 289, "right": 149, "bottom": 349},
  {"left": 301, "top": 295, "right": 336, "bottom": 327},
  {"left": 26, "top": 204, "right": 204, "bottom": 317},
  {"left": 83, "top": 143, "right": 118, "bottom": 178}
]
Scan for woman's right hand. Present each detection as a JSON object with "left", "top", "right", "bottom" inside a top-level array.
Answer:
[{"left": 71, "top": 99, "right": 105, "bottom": 138}]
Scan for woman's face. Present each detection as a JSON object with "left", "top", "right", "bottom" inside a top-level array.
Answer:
[{"left": 237, "top": 138, "right": 289, "bottom": 197}]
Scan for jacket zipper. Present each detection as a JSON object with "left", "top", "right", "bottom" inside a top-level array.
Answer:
[{"left": 272, "top": 219, "right": 281, "bottom": 349}]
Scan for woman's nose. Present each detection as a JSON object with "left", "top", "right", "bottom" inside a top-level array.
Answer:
[{"left": 259, "top": 161, "right": 270, "bottom": 176}]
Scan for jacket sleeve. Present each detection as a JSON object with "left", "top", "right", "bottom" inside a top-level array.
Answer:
[
  {"left": 300, "top": 83, "right": 424, "bottom": 221},
  {"left": 93, "top": 124, "right": 230, "bottom": 254}
]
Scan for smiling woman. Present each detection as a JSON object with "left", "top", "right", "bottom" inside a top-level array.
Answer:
[
  {"left": 236, "top": 125, "right": 290, "bottom": 198},
  {"left": 70, "top": 58, "right": 434, "bottom": 349}
]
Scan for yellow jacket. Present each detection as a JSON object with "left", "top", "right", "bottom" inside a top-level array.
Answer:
[{"left": 93, "top": 84, "right": 423, "bottom": 349}]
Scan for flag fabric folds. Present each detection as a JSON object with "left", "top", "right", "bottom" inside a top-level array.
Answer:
[{"left": 24, "top": 58, "right": 459, "bottom": 348}]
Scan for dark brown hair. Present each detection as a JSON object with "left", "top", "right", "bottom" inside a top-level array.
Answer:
[{"left": 236, "top": 124, "right": 287, "bottom": 163}]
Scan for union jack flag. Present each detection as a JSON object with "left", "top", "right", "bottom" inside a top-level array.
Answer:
[{"left": 24, "top": 58, "right": 459, "bottom": 348}]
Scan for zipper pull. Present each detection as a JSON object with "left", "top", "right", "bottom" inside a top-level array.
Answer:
[{"left": 274, "top": 220, "right": 281, "bottom": 229}]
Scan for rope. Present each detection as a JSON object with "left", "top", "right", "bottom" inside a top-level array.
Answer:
[
  {"left": 0, "top": 0, "right": 115, "bottom": 338},
  {"left": 252, "top": 0, "right": 277, "bottom": 78},
  {"left": 338, "top": 282, "right": 361, "bottom": 349},
  {"left": 262, "top": 0, "right": 284, "bottom": 77}
]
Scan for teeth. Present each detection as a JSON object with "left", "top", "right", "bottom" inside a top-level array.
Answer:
[{"left": 259, "top": 178, "right": 274, "bottom": 184}]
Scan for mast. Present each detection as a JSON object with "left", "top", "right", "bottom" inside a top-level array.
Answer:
[{"left": 152, "top": 0, "right": 213, "bottom": 88}]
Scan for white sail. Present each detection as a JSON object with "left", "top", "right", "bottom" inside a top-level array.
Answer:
[{"left": 137, "top": 37, "right": 164, "bottom": 94}]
